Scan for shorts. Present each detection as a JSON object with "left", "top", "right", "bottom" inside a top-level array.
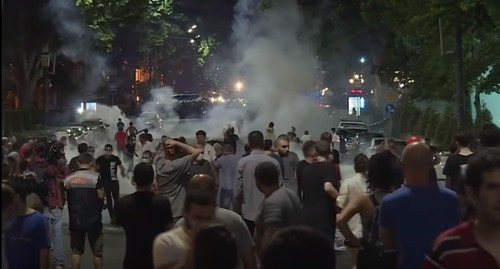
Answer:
[{"left": 70, "top": 222, "right": 103, "bottom": 257}]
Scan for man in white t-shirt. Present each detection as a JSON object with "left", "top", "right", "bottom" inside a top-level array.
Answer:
[
  {"left": 139, "top": 134, "right": 156, "bottom": 156},
  {"left": 153, "top": 188, "right": 217, "bottom": 269},
  {"left": 300, "top": 130, "right": 311, "bottom": 143},
  {"left": 195, "top": 130, "right": 216, "bottom": 163}
]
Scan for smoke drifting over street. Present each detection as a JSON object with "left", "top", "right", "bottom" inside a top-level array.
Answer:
[
  {"left": 227, "top": 0, "right": 336, "bottom": 137},
  {"left": 66, "top": 0, "right": 340, "bottom": 143},
  {"left": 47, "top": 0, "right": 107, "bottom": 93}
]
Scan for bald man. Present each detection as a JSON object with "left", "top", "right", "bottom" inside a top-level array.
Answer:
[
  {"left": 378, "top": 142, "right": 460, "bottom": 269},
  {"left": 175, "top": 174, "right": 257, "bottom": 269}
]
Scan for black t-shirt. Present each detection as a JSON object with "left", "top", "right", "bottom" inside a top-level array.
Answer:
[
  {"left": 225, "top": 134, "right": 239, "bottom": 154},
  {"left": 115, "top": 192, "right": 173, "bottom": 269},
  {"left": 443, "top": 153, "right": 474, "bottom": 190},
  {"left": 65, "top": 169, "right": 103, "bottom": 231},
  {"left": 68, "top": 156, "right": 80, "bottom": 173},
  {"left": 96, "top": 155, "right": 122, "bottom": 182},
  {"left": 296, "top": 160, "right": 310, "bottom": 198},
  {"left": 301, "top": 162, "right": 338, "bottom": 234},
  {"left": 117, "top": 122, "right": 125, "bottom": 129}
]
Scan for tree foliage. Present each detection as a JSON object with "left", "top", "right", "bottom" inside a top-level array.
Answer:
[
  {"left": 3, "top": 0, "right": 54, "bottom": 108},
  {"left": 369, "top": 0, "right": 500, "bottom": 101}
]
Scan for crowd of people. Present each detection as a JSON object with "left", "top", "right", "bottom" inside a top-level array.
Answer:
[{"left": 1, "top": 120, "right": 499, "bottom": 269}]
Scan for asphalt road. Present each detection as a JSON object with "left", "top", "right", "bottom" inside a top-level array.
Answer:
[
  {"left": 56, "top": 156, "right": 356, "bottom": 269},
  {"left": 60, "top": 228, "right": 351, "bottom": 269}
]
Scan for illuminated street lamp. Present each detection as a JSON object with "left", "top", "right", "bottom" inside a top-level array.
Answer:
[
  {"left": 190, "top": 39, "right": 195, "bottom": 44},
  {"left": 360, "top": 57, "right": 366, "bottom": 64},
  {"left": 187, "top": 24, "right": 197, "bottom": 33},
  {"left": 235, "top": 81, "right": 244, "bottom": 91}
]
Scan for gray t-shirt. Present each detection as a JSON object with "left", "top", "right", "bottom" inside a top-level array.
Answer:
[
  {"left": 255, "top": 187, "right": 302, "bottom": 237},
  {"left": 155, "top": 155, "right": 191, "bottom": 218},
  {"left": 282, "top": 151, "right": 299, "bottom": 182},
  {"left": 175, "top": 207, "right": 254, "bottom": 269},
  {"left": 213, "top": 154, "right": 241, "bottom": 190},
  {"left": 236, "top": 151, "right": 283, "bottom": 221}
]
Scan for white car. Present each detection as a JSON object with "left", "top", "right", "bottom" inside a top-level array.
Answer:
[{"left": 337, "top": 120, "right": 367, "bottom": 130}]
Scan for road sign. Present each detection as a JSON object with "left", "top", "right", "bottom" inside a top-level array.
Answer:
[
  {"left": 109, "top": 84, "right": 117, "bottom": 94},
  {"left": 385, "top": 91, "right": 397, "bottom": 102},
  {"left": 385, "top": 103, "right": 396, "bottom": 114}
]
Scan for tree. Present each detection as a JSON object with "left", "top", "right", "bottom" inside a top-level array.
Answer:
[
  {"left": 473, "top": 102, "right": 493, "bottom": 130},
  {"left": 3, "top": 0, "right": 53, "bottom": 108},
  {"left": 372, "top": 0, "right": 500, "bottom": 123},
  {"left": 434, "top": 105, "right": 456, "bottom": 149},
  {"left": 424, "top": 108, "right": 440, "bottom": 140}
]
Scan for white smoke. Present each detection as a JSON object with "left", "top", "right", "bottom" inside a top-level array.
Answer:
[
  {"left": 50, "top": 0, "right": 340, "bottom": 151},
  {"left": 47, "top": 0, "right": 107, "bottom": 93},
  {"left": 128, "top": 0, "right": 340, "bottom": 142},
  {"left": 226, "top": 0, "right": 337, "bottom": 139}
]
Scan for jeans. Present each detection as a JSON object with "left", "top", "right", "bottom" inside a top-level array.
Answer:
[
  {"left": 45, "top": 207, "right": 64, "bottom": 267},
  {"left": 218, "top": 188, "right": 233, "bottom": 210},
  {"left": 104, "top": 181, "right": 120, "bottom": 222}
]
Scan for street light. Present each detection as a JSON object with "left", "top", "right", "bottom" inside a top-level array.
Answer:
[
  {"left": 235, "top": 81, "right": 244, "bottom": 91},
  {"left": 360, "top": 57, "right": 366, "bottom": 64},
  {"left": 188, "top": 25, "right": 197, "bottom": 33},
  {"left": 190, "top": 39, "right": 195, "bottom": 44}
]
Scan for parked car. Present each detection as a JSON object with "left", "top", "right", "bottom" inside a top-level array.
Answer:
[{"left": 337, "top": 119, "right": 367, "bottom": 130}]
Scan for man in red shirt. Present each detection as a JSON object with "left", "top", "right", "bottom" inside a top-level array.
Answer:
[
  {"left": 423, "top": 147, "right": 500, "bottom": 269},
  {"left": 115, "top": 127, "right": 128, "bottom": 159},
  {"left": 19, "top": 139, "right": 34, "bottom": 160}
]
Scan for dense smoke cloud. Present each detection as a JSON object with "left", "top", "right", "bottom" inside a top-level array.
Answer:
[
  {"left": 62, "top": 0, "right": 342, "bottom": 147},
  {"left": 228, "top": 0, "right": 337, "bottom": 138},
  {"left": 47, "top": 0, "right": 107, "bottom": 93}
]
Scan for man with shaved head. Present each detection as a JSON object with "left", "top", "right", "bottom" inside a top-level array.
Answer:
[
  {"left": 301, "top": 139, "right": 340, "bottom": 257},
  {"left": 176, "top": 174, "right": 257, "bottom": 269},
  {"left": 379, "top": 142, "right": 460, "bottom": 269},
  {"left": 275, "top": 135, "right": 300, "bottom": 194}
]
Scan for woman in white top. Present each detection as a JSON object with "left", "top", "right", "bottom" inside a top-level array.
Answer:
[{"left": 336, "top": 153, "right": 369, "bottom": 269}]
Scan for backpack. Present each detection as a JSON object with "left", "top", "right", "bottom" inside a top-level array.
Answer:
[
  {"left": 30, "top": 159, "right": 51, "bottom": 204},
  {"left": 357, "top": 194, "right": 398, "bottom": 269}
]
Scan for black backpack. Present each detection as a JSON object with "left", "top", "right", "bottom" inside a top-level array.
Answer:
[
  {"left": 357, "top": 194, "right": 398, "bottom": 269},
  {"left": 30, "top": 159, "right": 51, "bottom": 204}
]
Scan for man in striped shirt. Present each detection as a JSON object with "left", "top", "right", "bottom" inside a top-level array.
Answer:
[{"left": 423, "top": 148, "right": 500, "bottom": 269}]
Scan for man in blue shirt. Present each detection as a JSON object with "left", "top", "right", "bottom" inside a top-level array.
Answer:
[{"left": 379, "top": 142, "right": 460, "bottom": 269}]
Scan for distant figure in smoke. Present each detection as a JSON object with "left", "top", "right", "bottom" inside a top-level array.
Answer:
[
  {"left": 266, "top": 122, "right": 276, "bottom": 140},
  {"left": 301, "top": 130, "right": 311, "bottom": 143},
  {"left": 224, "top": 127, "right": 239, "bottom": 154},
  {"left": 115, "top": 127, "right": 127, "bottom": 159},
  {"left": 117, "top": 118, "right": 125, "bottom": 129},
  {"left": 126, "top": 122, "right": 138, "bottom": 144},
  {"left": 287, "top": 127, "right": 297, "bottom": 140},
  {"left": 124, "top": 141, "right": 137, "bottom": 176}
]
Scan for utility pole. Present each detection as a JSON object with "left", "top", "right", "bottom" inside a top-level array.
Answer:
[
  {"left": 41, "top": 45, "right": 51, "bottom": 129},
  {"left": 455, "top": 22, "right": 466, "bottom": 129},
  {"left": 1, "top": 0, "right": 6, "bottom": 136}
]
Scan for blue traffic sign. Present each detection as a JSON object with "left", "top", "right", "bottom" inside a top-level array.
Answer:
[{"left": 385, "top": 103, "right": 396, "bottom": 114}]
